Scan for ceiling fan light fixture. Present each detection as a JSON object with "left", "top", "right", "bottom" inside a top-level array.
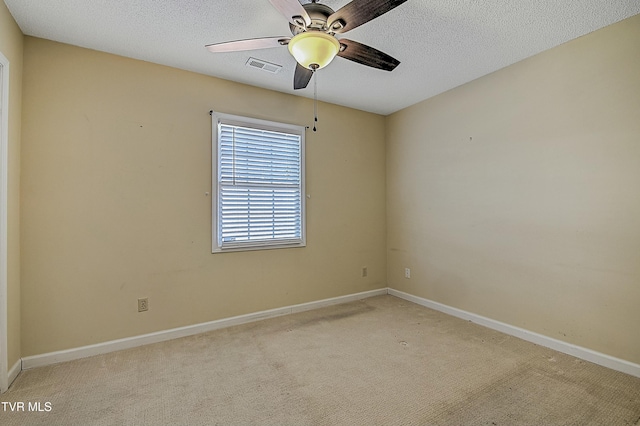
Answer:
[{"left": 288, "top": 32, "right": 340, "bottom": 70}]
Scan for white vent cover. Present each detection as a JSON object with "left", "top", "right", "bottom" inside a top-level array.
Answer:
[{"left": 245, "top": 57, "right": 282, "bottom": 74}]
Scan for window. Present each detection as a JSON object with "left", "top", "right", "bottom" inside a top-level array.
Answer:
[{"left": 212, "top": 112, "right": 305, "bottom": 252}]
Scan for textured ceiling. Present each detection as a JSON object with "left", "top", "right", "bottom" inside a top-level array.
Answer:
[{"left": 5, "top": 0, "right": 640, "bottom": 115}]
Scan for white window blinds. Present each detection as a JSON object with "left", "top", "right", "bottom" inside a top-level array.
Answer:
[{"left": 212, "top": 113, "right": 305, "bottom": 252}]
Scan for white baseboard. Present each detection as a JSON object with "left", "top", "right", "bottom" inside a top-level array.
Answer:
[
  {"left": 21, "top": 287, "right": 639, "bottom": 379},
  {"left": 0, "top": 359, "right": 21, "bottom": 393},
  {"left": 388, "top": 288, "right": 640, "bottom": 378},
  {"left": 22, "top": 288, "right": 388, "bottom": 370},
  {"left": 8, "top": 358, "right": 20, "bottom": 387}
]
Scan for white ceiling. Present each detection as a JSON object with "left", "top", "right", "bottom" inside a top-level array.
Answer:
[{"left": 5, "top": 0, "right": 640, "bottom": 115}]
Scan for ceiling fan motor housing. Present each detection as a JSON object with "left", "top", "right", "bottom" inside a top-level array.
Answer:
[{"left": 289, "top": 3, "right": 336, "bottom": 35}]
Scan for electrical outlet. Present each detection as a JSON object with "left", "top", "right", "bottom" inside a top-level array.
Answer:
[
  {"left": 404, "top": 268, "right": 411, "bottom": 279},
  {"left": 362, "top": 267, "right": 368, "bottom": 278},
  {"left": 138, "top": 298, "right": 148, "bottom": 312}
]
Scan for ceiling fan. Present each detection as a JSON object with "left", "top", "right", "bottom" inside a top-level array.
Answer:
[{"left": 206, "top": 0, "right": 408, "bottom": 90}]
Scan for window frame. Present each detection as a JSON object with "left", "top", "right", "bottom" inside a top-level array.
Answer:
[{"left": 211, "top": 111, "right": 306, "bottom": 253}]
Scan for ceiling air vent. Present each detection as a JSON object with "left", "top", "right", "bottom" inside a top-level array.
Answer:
[{"left": 246, "top": 57, "right": 282, "bottom": 74}]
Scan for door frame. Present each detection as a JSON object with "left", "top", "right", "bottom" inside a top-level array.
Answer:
[{"left": 0, "top": 51, "right": 10, "bottom": 393}]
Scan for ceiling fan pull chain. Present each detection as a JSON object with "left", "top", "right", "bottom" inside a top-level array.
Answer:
[{"left": 313, "top": 69, "right": 318, "bottom": 132}]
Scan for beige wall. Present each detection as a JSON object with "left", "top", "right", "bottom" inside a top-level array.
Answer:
[
  {"left": 386, "top": 15, "right": 640, "bottom": 364},
  {"left": 0, "top": 0, "right": 23, "bottom": 372},
  {"left": 20, "top": 37, "right": 386, "bottom": 356}
]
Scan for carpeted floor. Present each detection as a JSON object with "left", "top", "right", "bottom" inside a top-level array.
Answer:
[{"left": 1, "top": 295, "right": 639, "bottom": 425}]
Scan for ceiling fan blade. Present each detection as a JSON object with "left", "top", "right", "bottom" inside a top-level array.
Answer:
[
  {"left": 328, "top": 0, "right": 408, "bottom": 33},
  {"left": 337, "top": 39, "right": 400, "bottom": 71},
  {"left": 206, "top": 36, "right": 290, "bottom": 53},
  {"left": 293, "top": 63, "right": 314, "bottom": 90},
  {"left": 268, "top": 0, "right": 311, "bottom": 27}
]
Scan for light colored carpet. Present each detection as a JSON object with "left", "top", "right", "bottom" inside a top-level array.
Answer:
[{"left": 1, "top": 295, "right": 639, "bottom": 425}]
